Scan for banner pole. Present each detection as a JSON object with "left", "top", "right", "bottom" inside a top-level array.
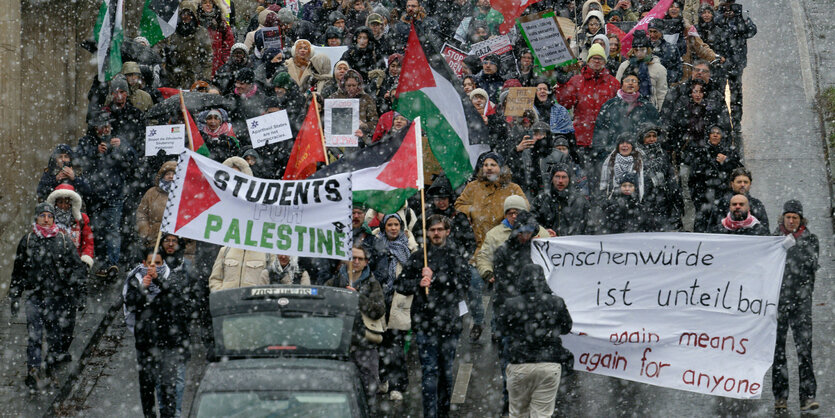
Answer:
[
  {"left": 180, "top": 91, "right": 195, "bottom": 152},
  {"left": 414, "top": 117, "right": 428, "bottom": 295},
  {"left": 421, "top": 188, "right": 429, "bottom": 295},
  {"left": 151, "top": 228, "right": 164, "bottom": 263},
  {"left": 312, "top": 92, "right": 329, "bottom": 165}
]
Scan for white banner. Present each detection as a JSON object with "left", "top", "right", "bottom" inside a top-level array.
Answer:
[
  {"left": 324, "top": 98, "right": 360, "bottom": 147},
  {"left": 531, "top": 233, "right": 787, "bottom": 399},
  {"left": 246, "top": 110, "right": 293, "bottom": 149},
  {"left": 145, "top": 124, "right": 185, "bottom": 156},
  {"left": 161, "top": 150, "right": 352, "bottom": 260},
  {"left": 469, "top": 35, "right": 513, "bottom": 58},
  {"left": 316, "top": 46, "right": 349, "bottom": 73}
]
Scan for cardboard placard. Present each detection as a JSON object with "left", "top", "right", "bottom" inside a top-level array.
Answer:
[
  {"left": 145, "top": 124, "right": 185, "bottom": 156},
  {"left": 324, "top": 99, "right": 360, "bottom": 147},
  {"left": 246, "top": 111, "right": 294, "bottom": 149},
  {"left": 517, "top": 11, "right": 577, "bottom": 71},
  {"left": 441, "top": 43, "right": 468, "bottom": 79},
  {"left": 504, "top": 87, "right": 537, "bottom": 117},
  {"left": 469, "top": 34, "right": 513, "bottom": 58}
]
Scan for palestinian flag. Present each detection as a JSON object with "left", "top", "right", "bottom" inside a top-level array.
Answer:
[
  {"left": 180, "top": 93, "right": 209, "bottom": 156},
  {"left": 395, "top": 24, "right": 490, "bottom": 189},
  {"left": 310, "top": 118, "right": 424, "bottom": 214},
  {"left": 490, "top": 0, "right": 543, "bottom": 34},
  {"left": 140, "top": 0, "right": 179, "bottom": 46},
  {"left": 93, "top": 0, "right": 124, "bottom": 82}
]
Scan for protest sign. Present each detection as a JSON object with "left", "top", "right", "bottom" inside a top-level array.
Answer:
[
  {"left": 316, "top": 46, "right": 350, "bottom": 73},
  {"left": 324, "top": 98, "right": 360, "bottom": 147},
  {"left": 161, "top": 150, "right": 352, "bottom": 260},
  {"left": 469, "top": 34, "right": 513, "bottom": 58},
  {"left": 530, "top": 233, "right": 787, "bottom": 399},
  {"left": 517, "top": 11, "right": 576, "bottom": 71},
  {"left": 246, "top": 110, "right": 293, "bottom": 149},
  {"left": 504, "top": 87, "right": 536, "bottom": 117},
  {"left": 441, "top": 43, "right": 468, "bottom": 78},
  {"left": 145, "top": 124, "right": 185, "bottom": 156}
]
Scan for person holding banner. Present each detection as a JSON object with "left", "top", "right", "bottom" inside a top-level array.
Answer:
[
  {"left": 497, "top": 263, "right": 572, "bottom": 418},
  {"left": 772, "top": 200, "right": 820, "bottom": 411},
  {"left": 397, "top": 214, "right": 470, "bottom": 418}
]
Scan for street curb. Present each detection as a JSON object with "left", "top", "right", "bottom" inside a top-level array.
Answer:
[
  {"left": 45, "top": 279, "right": 124, "bottom": 417},
  {"left": 799, "top": 0, "right": 835, "bottom": 232}
]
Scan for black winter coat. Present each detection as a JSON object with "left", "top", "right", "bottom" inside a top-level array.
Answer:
[
  {"left": 124, "top": 266, "right": 191, "bottom": 351},
  {"left": 11, "top": 231, "right": 85, "bottom": 303},
  {"left": 531, "top": 188, "right": 589, "bottom": 236},
  {"left": 639, "top": 143, "right": 684, "bottom": 231},
  {"left": 711, "top": 193, "right": 770, "bottom": 232},
  {"left": 774, "top": 227, "right": 819, "bottom": 300},
  {"left": 396, "top": 243, "right": 469, "bottom": 337},
  {"left": 498, "top": 288, "right": 572, "bottom": 364},
  {"left": 651, "top": 38, "right": 682, "bottom": 85},
  {"left": 600, "top": 193, "right": 654, "bottom": 234},
  {"left": 592, "top": 96, "right": 660, "bottom": 155},
  {"left": 713, "top": 12, "right": 757, "bottom": 74}
]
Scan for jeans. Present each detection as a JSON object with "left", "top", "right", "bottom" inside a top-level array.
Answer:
[
  {"left": 91, "top": 201, "right": 123, "bottom": 267},
  {"left": 416, "top": 331, "right": 459, "bottom": 418},
  {"left": 137, "top": 346, "right": 185, "bottom": 418},
  {"left": 25, "top": 296, "right": 75, "bottom": 371},
  {"left": 772, "top": 290, "right": 816, "bottom": 401},
  {"left": 468, "top": 266, "right": 484, "bottom": 325},
  {"left": 156, "top": 356, "right": 186, "bottom": 417}
]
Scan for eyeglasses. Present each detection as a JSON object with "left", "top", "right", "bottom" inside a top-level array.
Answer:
[
  {"left": 506, "top": 210, "right": 519, "bottom": 216},
  {"left": 163, "top": 238, "right": 179, "bottom": 244},
  {"left": 693, "top": 68, "right": 710, "bottom": 74}
]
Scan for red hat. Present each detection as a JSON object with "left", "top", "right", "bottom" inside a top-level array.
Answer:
[
  {"left": 502, "top": 79, "right": 522, "bottom": 89},
  {"left": 46, "top": 184, "right": 83, "bottom": 221}
]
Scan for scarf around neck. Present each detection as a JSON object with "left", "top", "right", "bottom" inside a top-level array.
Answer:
[
  {"left": 33, "top": 223, "right": 60, "bottom": 238},
  {"left": 779, "top": 224, "right": 806, "bottom": 239},
  {"left": 54, "top": 208, "right": 74, "bottom": 230},
  {"left": 377, "top": 231, "right": 410, "bottom": 286},
  {"left": 721, "top": 212, "right": 760, "bottom": 231},
  {"left": 613, "top": 153, "right": 634, "bottom": 185},
  {"left": 159, "top": 179, "right": 174, "bottom": 194},
  {"left": 617, "top": 89, "right": 640, "bottom": 111}
]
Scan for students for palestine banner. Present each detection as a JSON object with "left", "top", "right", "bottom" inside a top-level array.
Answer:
[{"left": 161, "top": 150, "right": 352, "bottom": 260}]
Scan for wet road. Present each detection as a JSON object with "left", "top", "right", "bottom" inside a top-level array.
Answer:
[{"left": 63, "top": 0, "right": 833, "bottom": 416}]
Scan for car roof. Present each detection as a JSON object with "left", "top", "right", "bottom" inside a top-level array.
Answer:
[
  {"left": 197, "top": 358, "right": 359, "bottom": 393},
  {"left": 209, "top": 285, "right": 358, "bottom": 359}
]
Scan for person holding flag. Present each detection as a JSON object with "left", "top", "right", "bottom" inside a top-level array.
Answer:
[{"left": 396, "top": 214, "right": 470, "bottom": 418}]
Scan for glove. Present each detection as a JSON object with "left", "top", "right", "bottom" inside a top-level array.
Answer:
[
  {"left": 10, "top": 299, "right": 20, "bottom": 317},
  {"left": 782, "top": 234, "right": 796, "bottom": 250},
  {"left": 482, "top": 271, "right": 494, "bottom": 282}
]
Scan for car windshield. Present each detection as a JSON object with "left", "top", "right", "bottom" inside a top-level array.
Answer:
[
  {"left": 196, "top": 391, "right": 353, "bottom": 418},
  {"left": 220, "top": 313, "right": 345, "bottom": 353}
]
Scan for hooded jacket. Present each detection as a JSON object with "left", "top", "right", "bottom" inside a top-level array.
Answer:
[
  {"left": 136, "top": 161, "right": 178, "bottom": 248},
  {"left": 38, "top": 144, "right": 93, "bottom": 202},
  {"left": 497, "top": 264, "right": 572, "bottom": 364},
  {"left": 592, "top": 93, "right": 660, "bottom": 154},
  {"left": 531, "top": 165, "right": 589, "bottom": 236},
  {"left": 339, "top": 26, "right": 385, "bottom": 81},
  {"left": 163, "top": 1, "right": 213, "bottom": 88},
  {"left": 554, "top": 65, "right": 620, "bottom": 147},
  {"left": 46, "top": 185, "right": 95, "bottom": 268}
]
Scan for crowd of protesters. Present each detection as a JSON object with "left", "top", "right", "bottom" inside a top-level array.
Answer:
[{"left": 8, "top": 0, "right": 822, "bottom": 415}]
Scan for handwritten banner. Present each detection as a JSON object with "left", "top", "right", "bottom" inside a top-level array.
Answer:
[
  {"left": 517, "top": 11, "right": 576, "bottom": 70},
  {"left": 531, "top": 233, "right": 787, "bottom": 399}
]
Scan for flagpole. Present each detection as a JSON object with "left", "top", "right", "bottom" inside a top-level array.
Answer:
[
  {"left": 413, "top": 117, "right": 429, "bottom": 295},
  {"left": 180, "top": 91, "right": 195, "bottom": 152},
  {"left": 311, "top": 92, "right": 329, "bottom": 165},
  {"left": 152, "top": 90, "right": 193, "bottom": 261}
]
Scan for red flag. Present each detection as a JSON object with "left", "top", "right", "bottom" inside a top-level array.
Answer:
[
  {"left": 620, "top": 0, "right": 674, "bottom": 55},
  {"left": 490, "top": 0, "right": 543, "bottom": 34},
  {"left": 283, "top": 97, "right": 326, "bottom": 180},
  {"left": 179, "top": 93, "right": 209, "bottom": 156}
]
